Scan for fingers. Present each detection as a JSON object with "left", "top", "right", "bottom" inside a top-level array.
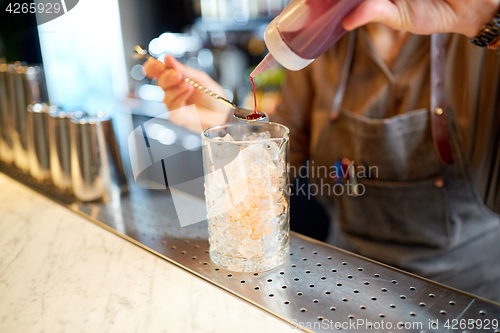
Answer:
[
  {"left": 144, "top": 58, "right": 166, "bottom": 79},
  {"left": 157, "top": 69, "right": 184, "bottom": 90},
  {"left": 163, "top": 83, "right": 194, "bottom": 110},
  {"left": 343, "top": 0, "right": 400, "bottom": 31},
  {"left": 164, "top": 54, "right": 187, "bottom": 72}
]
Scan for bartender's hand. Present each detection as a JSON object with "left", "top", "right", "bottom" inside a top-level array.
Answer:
[
  {"left": 343, "top": 0, "right": 500, "bottom": 38},
  {"left": 144, "top": 55, "right": 231, "bottom": 132}
]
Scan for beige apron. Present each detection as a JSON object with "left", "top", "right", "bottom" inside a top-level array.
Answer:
[{"left": 311, "top": 32, "right": 500, "bottom": 301}]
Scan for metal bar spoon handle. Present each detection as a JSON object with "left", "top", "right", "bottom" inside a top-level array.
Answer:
[{"left": 133, "top": 46, "right": 266, "bottom": 122}]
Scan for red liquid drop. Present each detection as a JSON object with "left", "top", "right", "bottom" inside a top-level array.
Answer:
[
  {"left": 246, "top": 113, "right": 264, "bottom": 120},
  {"left": 246, "top": 76, "right": 263, "bottom": 121}
]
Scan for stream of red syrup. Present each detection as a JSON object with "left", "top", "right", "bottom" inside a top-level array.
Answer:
[{"left": 245, "top": 76, "right": 262, "bottom": 120}]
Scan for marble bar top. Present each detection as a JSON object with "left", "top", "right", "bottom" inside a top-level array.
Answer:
[{"left": 0, "top": 173, "right": 294, "bottom": 333}]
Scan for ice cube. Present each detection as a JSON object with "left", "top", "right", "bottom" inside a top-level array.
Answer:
[
  {"left": 212, "top": 133, "right": 234, "bottom": 142},
  {"left": 207, "top": 137, "right": 240, "bottom": 172},
  {"left": 241, "top": 144, "right": 277, "bottom": 176},
  {"left": 242, "top": 131, "right": 271, "bottom": 141}
]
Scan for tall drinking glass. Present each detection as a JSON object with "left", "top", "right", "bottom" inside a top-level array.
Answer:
[{"left": 202, "top": 122, "right": 290, "bottom": 272}]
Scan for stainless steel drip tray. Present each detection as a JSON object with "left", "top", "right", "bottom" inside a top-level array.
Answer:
[{"left": 3, "top": 167, "right": 499, "bottom": 333}]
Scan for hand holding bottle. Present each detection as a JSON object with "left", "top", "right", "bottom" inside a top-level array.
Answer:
[{"left": 342, "top": 0, "right": 500, "bottom": 38}]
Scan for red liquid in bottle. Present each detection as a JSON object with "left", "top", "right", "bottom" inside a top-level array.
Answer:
[
  {"left": 278, "top": 0, "right": 365, "bottom": 59},
  {"left": 245, "top": 76, "right": 262, "bottom": 120}
]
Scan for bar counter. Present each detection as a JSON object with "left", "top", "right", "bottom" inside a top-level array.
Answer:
[
  {"left": 1, "top": 169, "right": 499, "bottom": 333},
  {"left": 0, "top": 174, "right": 292, "bottom": 333}
]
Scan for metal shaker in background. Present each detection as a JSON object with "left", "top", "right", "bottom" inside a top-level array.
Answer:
[
  {"left": 48, "top": 109, "right": 86, "bottom": 193},
  {"left": 8, "top": 64, "right": 48, "bottom": 173},
  {"left": 0, "top": 64, "right": 14, "bottom": 165},
  {"left": 70, "top": 115, "right": 127, "bottom": 202},
  {"left": 26, "top": 103, "right": 52, "bottom": 184}
]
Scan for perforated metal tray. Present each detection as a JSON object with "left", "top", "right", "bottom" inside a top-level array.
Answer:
[{"left": 2, "top": 166, "right": 500, "bottom": 333}]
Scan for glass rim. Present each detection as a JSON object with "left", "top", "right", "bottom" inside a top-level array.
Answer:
[{"left": 201, "top": 122, "right": 290, "bottom": 144}]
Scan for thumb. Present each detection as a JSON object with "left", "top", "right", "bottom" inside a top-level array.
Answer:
[
  {"left": 342, "top": 0, "right": 400, "bottom": 31},
  {"left": 163, "top": 54, "right": 196, "bottom": 77},
  {"left": 164, "top": 54, "right": 185, "bottom": 71}
]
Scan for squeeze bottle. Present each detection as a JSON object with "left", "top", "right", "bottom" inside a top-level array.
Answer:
[{"left": 251, "top": 0, "right": 365, "bottom": 77}]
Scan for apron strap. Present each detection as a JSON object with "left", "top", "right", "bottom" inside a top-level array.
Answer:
[
  {"left": 331, "top": 31, "right": 357, "bottom": 120},
  {"left": 430, "top": 33, "right": 455, "bottom": 165}
]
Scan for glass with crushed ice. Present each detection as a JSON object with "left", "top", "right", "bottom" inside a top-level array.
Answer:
[{"left": 202, "top": 123, "right": 290, "bottom": 272}]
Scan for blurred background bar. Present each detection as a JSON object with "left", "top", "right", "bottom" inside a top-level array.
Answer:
[{"left": 0, "top": 0, "right": 329, "bottom": 240}]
